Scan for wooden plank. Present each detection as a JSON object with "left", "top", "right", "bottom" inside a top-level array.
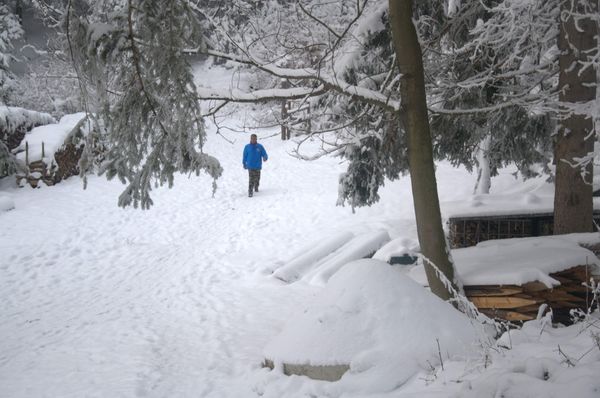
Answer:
[
  {"left": 531, "top": 290, "right": 585, "bottom": 303},
  {"left": 555, "top": 284, "right": 592, "bottom": 293},
  {"left": 464, "top": 286, "right": 523, "bottom": 297},
  {"left": 470, "top": 296, "right": 539, "bottom": 309},
  {"left": 521, "top": 281, "right": 552, "bottom": 292},
  {"left": 480, "top": 309, "right": 535, "bottom": 321}
]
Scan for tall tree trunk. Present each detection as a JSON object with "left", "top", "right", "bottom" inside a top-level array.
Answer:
[
  {"left": 388, "top": 0, "right": 459, "bottom": 300},
  {"left": 554, "top": 0, "right": 597, "bottom": 234}
]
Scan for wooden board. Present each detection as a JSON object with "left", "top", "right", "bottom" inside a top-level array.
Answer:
[
  {"left": 469, "top": 296, "right": 539, "bottom": 309},
  {"left": 521, "top": 281, "right": 553, "bottom": 293},
  {"left": 464, "top": 286, "right": 523, "bottom": 297},
  {"left": 479, "top": 309, "right": 535, "bottom": 321}
]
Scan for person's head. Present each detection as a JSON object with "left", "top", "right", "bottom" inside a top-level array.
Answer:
[{"left": 250, "top": 134, "right": 257, "bottom": 144}]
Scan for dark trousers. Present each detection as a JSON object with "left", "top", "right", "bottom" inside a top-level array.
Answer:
[{"left": 248, "top": 169, "right": 261, "bottom": 193}]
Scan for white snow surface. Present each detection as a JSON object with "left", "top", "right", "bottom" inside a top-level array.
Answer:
[
  {"left": 373, "top": 236, "right": 420, "bottom": 262},
  {"left": 443, "top": 180, "right": 600, "bottom": 218},
  {"left": 0, "top": 195, "right": 15, "bottom": 212},
  {"left": 409, "top": 234, "right": 600, "bottom": 288},
  {"left": 15, "top": 112, "right": 87, "bottom": 164},
  {"left": 264, "top": 259, "right": 483, "bottom": 394},
  {"left": 2, "top": 63, "right": 600, "bottom": 397}
]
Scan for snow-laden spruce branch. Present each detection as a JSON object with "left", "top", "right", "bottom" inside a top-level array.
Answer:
[
  {"left": 201, "top": 49, "right": 401, "bottom": 113},
  {"left": 66, "top": 0, "right": 222, "bottom": 209},
  {"left": 197, "top": 85, "right": 327, "bottom": 103}
]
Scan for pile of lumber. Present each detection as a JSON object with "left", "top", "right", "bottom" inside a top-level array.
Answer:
[{"left": 464, "top": 265, "right": 599, "bottom": 324}]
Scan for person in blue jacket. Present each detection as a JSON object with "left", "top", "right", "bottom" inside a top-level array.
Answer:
[{"left": 243, "top": 134, "right": 268, "bottom": 197}]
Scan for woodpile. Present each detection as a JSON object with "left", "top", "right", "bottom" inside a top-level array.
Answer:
[
  {"left": 16, "top": 142, "right": 84, "bottom": 188},
  {"left": 53, "top": 142, "right": 84, "bottom": 182},
  {"left": 16, "top": 160, "right": 55, "bottom": 188},
  {"left": 464, "top": 265, "right": 599, "bottom": 325}
]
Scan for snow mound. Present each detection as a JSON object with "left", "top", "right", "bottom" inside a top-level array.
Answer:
[
  {"left": 409, "top": 234, "right": 600, "bottom": 287},
  {"left": 461, "top": 315, "right": 600, "bottom": 398},
  {"left": 264, "top": 259, "right": 482, "bottom": 393},
  {"left": 0, "top": 196, "right": 15, "bottom": 212},
  {"left": 16, "top": 113, "right": 87, "bottom": 164},
  {"left": 372, "top": 236, "right": 420, "bottom": 262}
]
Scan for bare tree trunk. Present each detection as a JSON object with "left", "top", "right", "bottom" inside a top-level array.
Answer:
[
  {"left": 554, "top": 0, "right": 597, "bottom": 234},
  {"left": 388, "top": 0, "right": 459, "bottom": 300},
  {"left": 281, "top": 100, "right": 290, "bottom": 140},
  {"left": 474, "top": 135, "right": 491, "bottom": 195}
]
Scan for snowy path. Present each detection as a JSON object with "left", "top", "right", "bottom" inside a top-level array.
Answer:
[{"left": 0, "top": 127, "right": 435, "bottom": 397}]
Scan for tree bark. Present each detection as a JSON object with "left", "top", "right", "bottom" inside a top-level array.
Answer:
[
  {"left": 474, "top": 135, "right": 491, "bottom": 195},
  {"left": 554, "top": 0, "right": 597, "bottom": 234},
  {"left": 388, "top": 0, "right": 459, "bottom": 300}
]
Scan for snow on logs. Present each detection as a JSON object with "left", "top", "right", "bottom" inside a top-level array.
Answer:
[{"left": 272, "top": 230, "right": 391, "bottom": 285}]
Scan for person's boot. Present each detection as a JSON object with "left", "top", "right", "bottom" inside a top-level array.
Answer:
[
  {"left": 255, "top": 185, "right": 259, "bottom": 193},
  {"left": 248, "top": 190, "right": 253, "bottom": 197}
]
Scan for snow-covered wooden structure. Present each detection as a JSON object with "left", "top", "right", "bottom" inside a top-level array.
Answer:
[
  {"left": 448, "top": 212, "right": 600, "bottom": 248},
  {"left": 14, "top": 113, "right": 89, "bottom": 188},
  {"left": 443, "top": 191, "right": 600, "bottom": 248}
]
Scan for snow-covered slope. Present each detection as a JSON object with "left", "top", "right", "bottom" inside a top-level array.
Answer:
[{"left": 1, "top": 112, "right": 599, "bottom": 397}]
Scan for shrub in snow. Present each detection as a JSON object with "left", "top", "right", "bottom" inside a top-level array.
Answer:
[{"left": 264, "top": 259, "right": 486, "bottom": 393}]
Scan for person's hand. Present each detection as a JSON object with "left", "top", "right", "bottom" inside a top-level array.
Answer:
[
  {"left": 243, "top": 165, "right": 247, "bottom": 169},
  {"left": 263, "top": 158, "right": 268, "bottom": 162}
]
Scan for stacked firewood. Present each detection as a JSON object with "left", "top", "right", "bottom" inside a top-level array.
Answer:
[
  {"left": 53, "top": 142, "right": 84, "bottom": 183},
  {"left": 16, "top": 160, "right": 55, "bottom": 188},
  {"left": 464, "top": 265, "right": 599, "bottom": 324},
  {"left": 16, "top": 142, "right": 84, "bottom": 188}
]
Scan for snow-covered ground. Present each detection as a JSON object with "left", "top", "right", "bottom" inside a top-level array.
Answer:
[
  {"left": 1, "top": 65, "right": 600, "bottom": 397},
  {"left": 2, "top": 123, "right": 599, "bottom": 397}
]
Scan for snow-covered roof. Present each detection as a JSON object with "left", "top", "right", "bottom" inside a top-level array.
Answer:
[
  {"left": 442, "top": 180, "right": 600, "bottom": 219},
  {"left": 409, "top": 233, "right": 600, "bottom": 287}
]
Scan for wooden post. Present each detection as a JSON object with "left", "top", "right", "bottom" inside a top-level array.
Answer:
[
  {"left": 25, "top": 141, "right": 29, "bottom": 166},
  {"left": 42, "top": 141, "right": 45, "bottom": 159}
]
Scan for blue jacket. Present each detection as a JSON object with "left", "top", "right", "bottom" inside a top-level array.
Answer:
[{"left": 243, "top": 143, "right": 268, "bottom": 170}]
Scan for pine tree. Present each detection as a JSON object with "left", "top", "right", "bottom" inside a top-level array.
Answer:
[{"left": 67, "top": 0, "right": 222, "bottom": 209}]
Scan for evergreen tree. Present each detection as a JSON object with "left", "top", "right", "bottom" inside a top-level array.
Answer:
[
  {"left": 67, "top": 0, "right": 222, "bottom": 209},
  {"left": 0, "top": 4, "right": 24, "bottom": 104}
]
